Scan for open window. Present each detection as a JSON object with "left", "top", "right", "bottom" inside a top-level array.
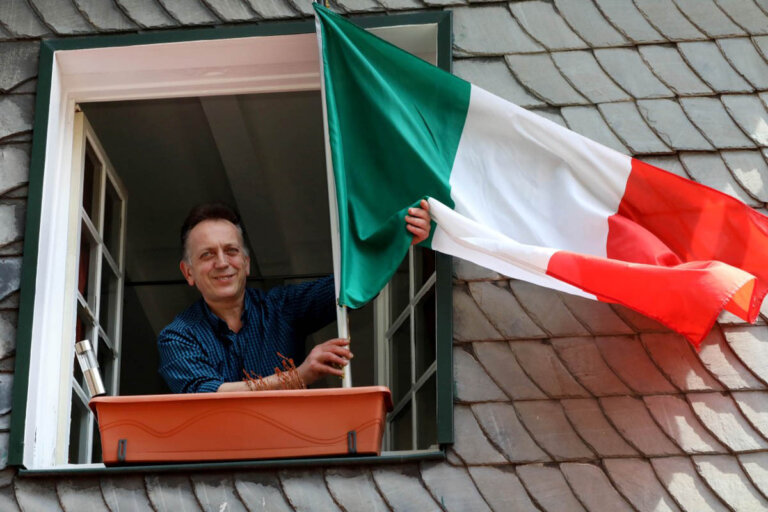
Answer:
[{"left": 11, "top": 13, "right": 453, "bottom": 470}]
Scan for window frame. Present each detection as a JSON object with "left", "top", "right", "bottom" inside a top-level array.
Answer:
[{"left": 10, "top": 12, "right": 454, "bottom": 471}]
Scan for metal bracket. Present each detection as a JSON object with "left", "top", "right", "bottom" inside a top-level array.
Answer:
[
  {"left": 347, "top": 430, "right": 357, "bottom": 454},
  {"left": 117, "top": 439, "right": 127, "bottom": 463}
]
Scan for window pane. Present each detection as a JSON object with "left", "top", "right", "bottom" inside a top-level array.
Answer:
[
  {"left": 416, "top": 373, "right": 437, "bottom": 449},
  {"left": 91, "top": 418, "right": 102, "bottom": 464},
  {"left": 97, "top": 335, "right": 116, "bottom": 395},
  {"left": 68, "top": 390, "right": 89, "bottom": 463},
  {"left": 390, "top": 318, "right": 411, "bottom": 405},
  {"left": 99, "top": 257, "right": 120, "bottom": 342},
  {"left": 390, "top": 403, "right": 413, "bottom": 451},
  {"left": 413, "top": 246, "right": 435, "bottom": 291},
  {"left": 389, "top": 255, "right": 409, "bottom": 319},
  {"left": 82, "top": 142, "right": 102, "bottom": 223},
  {"left": 414, "top": 286, "right": 436, "bottom": 377},
  {"left": 78, "top": 223, "right": 98, "bottom": 309},
  {"left": 103, "top": 176, "right": 123, "bottom": 261}
]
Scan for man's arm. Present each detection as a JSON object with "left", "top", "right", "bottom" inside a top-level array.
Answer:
[{"left": 158, "top": 328, "right": 225, "bottom": 393}]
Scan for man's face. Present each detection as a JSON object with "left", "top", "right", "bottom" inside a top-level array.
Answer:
[{"left": 180, "top": 219, "right": 250, "bottom": 306}]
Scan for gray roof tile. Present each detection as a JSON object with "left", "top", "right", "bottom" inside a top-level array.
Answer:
[
  {"left": 72, "top": 0, "right": 136, "bottom": 31},
  {"left": 561, "top": 462, "right": 634, "bottom": 512},
  {"left": 420, "top": 463, "right": 491, "bottom": 512},
  {"left": 371, "top": 465, "right": 441, "bottom": 512},
  {"left": 718, "top": 38, "right": 768, "bottom": 90},
  {"left": 509, "top": 280, "right": 590, "bottom": 337},
  {"left": 454, "top": 346, "right": 507, "bottom": 402},
  {"left": 600, "top": 396, "right": 683, "bottom": 456},
  {"left": 594, "top": 48, "right": 674, "bottom": 99},
  {"left": 603, "top": 458, "right": 682, "bottom": 512},
  {"left": 145, "top": 474, "right": 200, "bottom": 512},
  {"left": 516, "top": 464, "right": 587, "bottom": 512},
  {"left": 689, "top": 392, "right": 768, "bottom": 451},
  {"left": 634, "top": 0, "right": 707, "bottom": 40},
  {"left": 468, "top": 466, "right": 540, "bottom": 512},
  {"left": 453, "top": 59, "right": 544, "bottom": 108},
  {"left": 472, "top": 402, "right": 551, "bottom": 462},
  {"left": 558, "top": 293, "right": 636, "bottom": 334},
  {"left": 14, "top": 478, "right": 63, "bottom": 512},
  {"left": 528, "top": 107, "right": 568, "bottom": 127},
  {"left": 453, "top": 6, "right": 543, "bottom": 56},
  {"left": 722, "top": 150, "right": 768, "bottom": 202},
  {"left": 551, "top": 337, "right": 633, "bottom": 396},
  {"left": 600, "top": 101, "right": 672, "bottom": 153},
  {"left": 0, "top": 258, "right": 21, "bottom": 301},
  {"left": 553, "top": 0, "right": 630, "bottom": 47},
  {"left": 57, "top": 478, "right": 109, "bottom": 512},
  {"left": 641, "top": 333, "right": 724, "bottom": 392},
  {"left": 468, "top": 282, "right": 546, "bottom": 339},
  {"left": 0, "top": 204, "right": 23, "bottom": 250},
  {"left": 452, "top": 404, "right": 508, "bottom": 464},
  {"left": 0, "top": 311, "right": 17, "bottom": 361},
  {"left": 698, "top": 327, "right": 766, "bottom": 390},
  {"left": 679, "top": 152, "right": 761, "bottom": 206},
  {"left": 233, "top": 471, "right": 293, "bottom": 512},
  {"left": 515, "top": 400, "right": 595, "bottom": 460},
  {"left": 0, "top": 43, "right": 38, "bottom": 93},
  {"left": 508, "top": 0, "right": 588, "bottom": 50},
  {"left": 678, "top": 42, "right": 753, "bottom": 93},
  {"left": 244, "top": 0, "right": 297, "bottom": 19},
  {"left": 505, "top": 54, "right": 589, "bottom": 106},
  {"left": 337, "top": 0, "right": 383, "bottom": 12},
  {"left": 453, "top": 258, "right": 501, "bottom": 280},
  {"left": 680, "top": 98, "right": 756, "bottom": 149},
  {"left": 0, "top": 0, "right": 51, "bottom": 37},
  {"left": 452, "top": 286, "right": 503, "bottom": 342},
  {"left": 552, "top": 51, "right": 631, "bottom": 103},
  {"left": 0, "top": 96, "right": 33, "bottom": 141},
  {"left": 280, "top": 469, "right": 342, "bottom": 512},
  {"left": 595, "top": 336, "right": 677, "bottom": 394},
  {"left": 286, "top": 0, "right": 314, "bottom": 16},
  {"left": 0, "top": 291, "right": 18, "bottom": 308},
  {"left": 672, "top": 0, "right": 746, "bottom": 37},
  {"left": 324, "top": 468, "right": 388, "bottom": 512},
  {"left": 157, "top": 0, "right": 219, "bottom": 24},
  {"left": 638, "top": 45, "right": 714, "bottom": 96},
  {"left": 423, "top": 0, "right": 465, "bottom": 6},
  {"left": 722, "top": 94, "right": 768, "bottom": 147},
  {"left": 723, "top": 325, "right": 768, "bottom": 384},
  {"left": 562, "top": 398, "right": 639, "bottom": 457},
  {"left": 693, "top": 455, "right": 768, "bottom": 510},
  {"left": 114, "top": 0, "right": 177, "bottom": 28},
  {"left": 203, "top": 0, "right": 255, "bottom": 21},
  {"left": 733, "top": 391, "right": 768, "bottom": 439},
  {"left": 4, "top": 77, "right": 33, "bottom": 93},
  {"left": 637, "top": 99, "right": 713, "bottom": 151},
  {"left": 0, "top": 145, "right": 29, "bottom": 197},
  {"left": 473, "top": 341, "right": 548, "bottom": 400},
  {"left": 610, "top": 305, "right": 666, "bottom": 330},
  {"left": 593, "top": 0, "right": 666, "bottom": 43},
  {"left": 651, "top": 457, "right": 730, "bottom": 512},
  {"left": 191, "top": 474, "right": 248, "bottom": 512},
  {"left": 376, "top": 0, "right": 422, "bottom": 10},
  {"left": 645, "top": 395, "right": 728, "bottom": 453},
  {"left": 714, "top": 0, "right": 768, "bottom": 35},
  {"left": 560, "top": 106, "right": 630, "bottom": 154},
  {"left": 738, "top": 452, "right": 768, "bottom": 501},
  {"left": 100, "top": 475, "right": 154, "bottom": 512},
  {"left": 0, "top": 486, "right": 18, "bottom": 512},
  {"left": 508, "top": 341, "right": 591, "bottom": 398}
]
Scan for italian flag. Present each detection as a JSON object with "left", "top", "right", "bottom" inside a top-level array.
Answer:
[{"left": 314, "top": 5, "right": 768, "bottom": 346}]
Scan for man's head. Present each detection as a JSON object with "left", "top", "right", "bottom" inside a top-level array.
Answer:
[{"left": 179, "top": 203, "right": 251, "bottom": 306}]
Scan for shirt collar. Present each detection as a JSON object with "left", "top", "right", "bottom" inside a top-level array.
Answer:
[{"left": 202, "top": 291, "right": 252, "bottom": 335}]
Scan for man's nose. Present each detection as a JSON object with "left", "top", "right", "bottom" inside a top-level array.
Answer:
[{"left": 213, "top": 249, "right": 228, "bottom": 267}]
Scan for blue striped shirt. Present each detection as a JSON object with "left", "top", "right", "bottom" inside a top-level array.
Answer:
[{"left": 157, "top": 276, "right": 335, "bottom": 393}]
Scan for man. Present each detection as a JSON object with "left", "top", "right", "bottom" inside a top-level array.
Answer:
[{"left": 158, "top": 201, "right": 431, "bottom": 393}]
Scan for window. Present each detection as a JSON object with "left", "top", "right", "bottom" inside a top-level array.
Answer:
[{"left": 11, "top": 13, "right": 453, "bottom": 470}]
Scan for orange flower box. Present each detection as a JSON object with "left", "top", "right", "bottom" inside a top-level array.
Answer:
[{"left": 90, "top": 386, "right": 393, "bottom": 465}]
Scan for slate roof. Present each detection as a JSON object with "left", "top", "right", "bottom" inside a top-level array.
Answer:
[{"left": 1, "top": 0, "right": 768, "bottom": 511}]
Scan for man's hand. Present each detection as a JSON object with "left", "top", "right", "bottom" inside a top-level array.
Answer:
[
  {"left": 297, "top": 338, "right": 353, "bottom": 386},
  {"left": 406, "top": 199, "right": 431, "bottom": 246}
]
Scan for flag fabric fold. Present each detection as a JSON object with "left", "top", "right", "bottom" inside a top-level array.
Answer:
[{"left": 314, "top": 4, "right": 768, "bottom": 346}]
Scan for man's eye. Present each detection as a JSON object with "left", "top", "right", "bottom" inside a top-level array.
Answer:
[
  {"left": 200, "top": 251, "right": 213, "bottom": 259},
  {"left": 226, "top": 248, "right": 239, "bottom": 255}
]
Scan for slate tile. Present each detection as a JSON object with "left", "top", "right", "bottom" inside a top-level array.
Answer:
[
  {"left": 645, "top": 395, "right": 727, "bottom": 453},
  {"left": 509, "top": 280, "right": 590, "bottom": 337},
  {"left": 553, "top": 0, "right": 629, "bottom": 47},
  {"left": 516, "top": 464, "right": 586, "bottom": 511},
  {"left": 721, "top": 95, "right": 768, "bottom": 147},
  {"left": 0, "top": 374, "right": 12, "bottom": 415},
  {"left": 158, "top": 0, "right": 218, "bottom": 24},
  {"left": 698, "top": 327, "right": 766, "bottom": 390},
  {"left": 637, "top": 99, "right": 713, "bottom": 151},
  {"left": 57, "top": 478, "right": 109, "bottom": 512},
  {"left": 473, "top": 341, "right": 547, "bottom": 400},
  {"left": 324, "top": 468, "right": 388, "bottom": 512},
  {"left": 371, "top": 464, "right": 441, "bottom": 512},
  {"left": 641, "top": 333, "right": 724, "bottom": 392},
  {"left": 444, "top": 446, "right": 462, "bottom": 466},
  {"left": 452, "top": 286, "right": 503, "bottom": 342},
  {"left": 714, "top": 0, "right": 768, "bottom": 35},
  {"left": 598, "top": 102, "right": 672, "bottom": 154},
  {"left": 0, "top": 204, "right": 25, "bottom": 246},
  {"left": 29, "top": 0, "right": 95, "bottom": 34},
  {"left": 233, "top": 471, "right": 292, "bottom": 512},
  {"left": 560, "top": 106, "right": 630, "bottom": 154},
  {"left": 285, "top": 0, "right": 314, "bottom": 16},
  {"left": 600, "top": 396, "right": 682, "bottom": 456},
  {"left": 721, "top": 150, "right": 768, "bottom": 202},
  {"left": 145, "top": 474, "right": 200, "bottom": 512},
  {"left": 453, "top": 59, "right": 543, "bottom": 109},
  {"left": 689, "top": 392, "right": 768, "bottom": 451},
  {"left": 453, "top": 6, "right": 543, "bottom": 56},
  {"left": 678, "top": 42, "right": 753, "bottom": 93},
  {"left": 634, "top": 0, "right": 707, "bottom": 40},
  {"left": 638, "top": 45, "right": 714, "bottom": 96},
  {"left": 204, "top": 0, "right": 255, "bottom": 20},
  {"left": 508, "top": 0, "right": 587, "bottom": 50},
  {"left": 336, "top": 0, "right": 383, "bottom": 12},
  {"left": 100, "top": 475, "right": 154, "bottom": 512},
  {"left": 561, "top": 462, "right": 633, "bottom": 512},
  {"left": 505, "top": 54, "right": 589, "bottom": 106},
  {"left": 190, "top": 473, "right": 247, "bottom": 512},
  {"left": 452, "top": 404, "right": 507, "bottom": 464},
  {"left": 681, "top": 97, "right": 756, "bottom": 150},
  {"left": 650, "top": 457, "right": 729, "bottom": 512},
  {"left": 673, "top": 0, "right": 746, "bottom": 37},
  {"left": 515, "top": 400, "right": 595, "bottom": 460},
  {"left": 420, "top": 463, "right": 491, "bottom": 512},
  {"left": 73, "top": 0, "right": 136, "bottom": 30},
  {"left": 377, "top": 0, "right": 421, "bottom": 10},
  {"left": 594, "top": 48, "right": 673, "bottom": 99},
  {"left": 280, "top": 469, "right": 342, "bottom": 512},
  {"left": 609, "top": 305, "right": 667, "bottom": 332},
  {"left": 453, "top": 258, "right": 502, "bottom": 281},
  {"left": 604, "top": 458, "right": 681, "bottom": 512},
  {"left": 114, "top": 0, "right": 178, "bottom": 28},
  {"left": 9, "top": 80, "right": 36, "bottom": 94},
  {"left": 508, "top": 341, "right": 590, "bottom": 398},
  {"left": 454, "top": 346, "right": 507, "bottom": 402},
  {"left": 595, "top": 335, "right": 678, "bottom": 394},
  {"left": 472, "top": 402, "right": 550, "bottom": 463},
  {"left": 593, "top": 0, "right": 666, "bottom": 43},
  {"left": 562, "top": 398, "right": 638, "bottom": 457},
  {"left": 423, "top": 0, "right": 464, "bottom": 6},
  {"left": 723, "top": 326, "right": 768, "bottom": 385},
  {"left": 14, "top": 477, "right": 63, "bottom": 511},
  {"left": 0, "top": 96, "right": 33, "bottom": 141},
  {"left": 738, "top": 452, "right": 768, "bottom": 501},
  {"left": 552, "top": 51, "right": 631, "bottom": 104},
  {"left": 0, "top": 485, "right": 18, "bottom": 512},
  {"left": 469, "top": 466, "right": 538, "bottom": 512},
  {"left": 0, "top": 0, "right": 51, "bottom": 38},
  {"left": 558, "top": 293, "right": 635, "bottom": 335},
  {"left": 680, "top": 152, "right": 761, "bottom": 206},
  {"left": 694, "top": 455, "right": 768, "bottom": 510},
  {"left": 468, "top": 282, "right": 546, "bottom": 339},
  {"left": 528, "top": 108, "right": 568, "bottom": 127},
  {"left": 0, "top": 258, "right": 22, "bottom": 301},
  {"left": 733, "top": 391, "right": 768, "bottom": 439},
  {"left": 0, "top": 292, "right": 18, "bottom": 309},
  {"left": 0, "top": 43, "right": 38, "bottom": 93},
  {"left": 551, "top": 337, "right": 632, "bottom": 396},
  {"left": 718, "top": 38, "right": 768, "bottom": 90}
]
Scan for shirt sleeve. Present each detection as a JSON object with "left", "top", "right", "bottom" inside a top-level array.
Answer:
[
  {"left": 272, "top": 275, "right": 336, "bottom": 337},
  {"left": 157, "top": 325, "right": 224, "bottom": 394}
]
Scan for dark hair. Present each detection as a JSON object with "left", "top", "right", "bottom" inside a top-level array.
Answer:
[{"left": 180, "top": 202, "right": 246, "bottom": 260}]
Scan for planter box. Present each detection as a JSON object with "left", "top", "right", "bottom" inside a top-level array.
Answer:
[{"left": 90, "top": 386, "right": 393, "bottom": 465}]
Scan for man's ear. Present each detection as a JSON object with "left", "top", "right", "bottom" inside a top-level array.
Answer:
[{"left": 179, "top": 260, "right": 195, "bottom": 286}]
